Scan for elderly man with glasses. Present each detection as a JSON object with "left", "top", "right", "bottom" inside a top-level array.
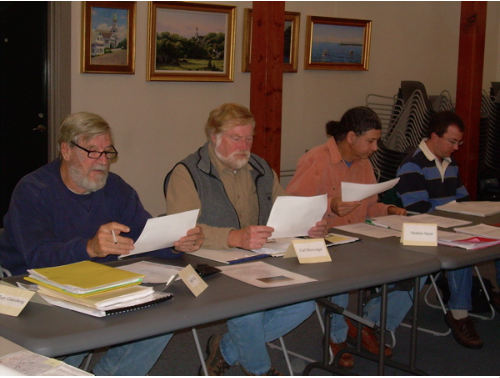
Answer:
[
  {"left": 0, "top": 111, "right": 204, "bottom": 375},
  {"left": 396, "top": 110, "right": 484, "bottom": 350}
]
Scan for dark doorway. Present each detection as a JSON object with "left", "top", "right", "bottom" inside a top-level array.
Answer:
[{"left": 0, "top": 2, "right": 48, "bottom": 227}]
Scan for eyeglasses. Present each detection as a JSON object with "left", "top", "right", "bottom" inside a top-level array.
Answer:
[
  {"left": 443, "top": 138, "right": 464, "bottom": 147},
  {"left": 71, "top": 142, "right": 118, "bottom": 159}
]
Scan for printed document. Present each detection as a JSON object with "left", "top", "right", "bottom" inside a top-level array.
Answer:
[
  {"left": 125, "top": 209, "right": 199, "bottom": 257},
  {"left": 117, "top": 261, "right": 182, "bottom": 284},
  {"left": 266, "top": 194, "right": 327, "bottom": 238},
  {"left": 371, "top": 214, "right": 471, "bottom": 231},
  {"left": 436, "top": 201, "right": 500, "bottom": 217},
  {"left": 342, "top": 178, "right": 399, "bottom": 202},
  {"left": 453, "top": 224, "right": 500, "bottom": 239},
  {"left": 334, "top": 222, "right": 401, "bottom": 238},
  {"left": 0, "top": 350, "right": 92, "bottom": 376},
  {"left": 219, "top": 261, "right": 316, "bottom": 288}
]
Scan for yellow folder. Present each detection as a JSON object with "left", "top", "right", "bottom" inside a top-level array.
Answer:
[{"left": 25, "top": 261, "right": 144, "bottom": 295}]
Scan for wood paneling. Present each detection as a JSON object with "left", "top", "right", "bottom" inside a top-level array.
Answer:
[
  {"left": 454, "top": 1, "right": 487, "bottom": 200},
  {"left": 249, "top": 2, "right": 285, "bottom": 176}
]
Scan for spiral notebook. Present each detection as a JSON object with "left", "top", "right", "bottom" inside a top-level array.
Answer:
[{"left": 39, "top": 291, "right": 173, "bottom": 317}]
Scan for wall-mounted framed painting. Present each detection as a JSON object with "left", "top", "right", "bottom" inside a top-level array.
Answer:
[
  {"left": 147, "top": 1, "right": 236, "bottom": 82},
  {"left": 81, "top": 1, "right": 136, "bottom": 74},
  {"left": 304, "top": 16, "right": 371, "bottom": 71},
  {"left": 242, "top": 9, "right": 300, "bottom": 73}
]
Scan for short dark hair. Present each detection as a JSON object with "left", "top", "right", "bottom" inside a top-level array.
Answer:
[
  {"left": 329, "top": 106, "right": 381, "bottom": 142},
  {"left": 426, "top": 110, "right": 465, "bottom": 138}
]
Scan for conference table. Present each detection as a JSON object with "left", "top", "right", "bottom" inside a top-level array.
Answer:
[
  {"left": 329, "top": 210, "right": 500, "bottom": 340},
  {"left": 366, "top": 211, "right": 500, "bottom": 270},
  {"left": 0, "top": 239, "right": 441, "bottom": 375}
]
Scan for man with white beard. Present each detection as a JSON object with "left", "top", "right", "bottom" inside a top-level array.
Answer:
[
  {"left": 0, "top": 111, "right": 204, "bottom": 375},
  {"left": 164, "top": 103, "right": 327, "bottom": 376}
]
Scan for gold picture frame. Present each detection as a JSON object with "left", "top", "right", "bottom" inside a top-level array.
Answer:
[
  {"left": 147, "top": 1, "right": 236, "bottom": 82},
  {"left": 304, "top": 16, "right": 371, "bottom": 71},
  {"left": 81, "top": 1, "right": 136, "bottom": 74},
  {"left": 242, "top": 9, "right": 300, "bottom": 73}
]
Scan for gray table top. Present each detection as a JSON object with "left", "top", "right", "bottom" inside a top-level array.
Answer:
[
  {"left": 0, "top": 241, "right": 440, "bottom": 358},
  {"left": 333, "top": 211, "right": 500, "bottom": 270}
]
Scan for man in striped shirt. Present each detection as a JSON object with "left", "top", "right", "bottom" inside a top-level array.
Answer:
[{"left": 396, "top": 111, "right": 482, "bottom": 349}]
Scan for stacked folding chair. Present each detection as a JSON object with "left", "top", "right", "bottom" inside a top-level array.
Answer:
[{"left": 478, "top": 82, "right": 500, "bottom": 200}]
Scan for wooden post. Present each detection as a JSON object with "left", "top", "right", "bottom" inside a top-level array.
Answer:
[
  {"left": 249, "top": 1, "right": 285, "bottom": 176},
  {"left": 454, "top": 2, "right": 487, "bottom": 200}
]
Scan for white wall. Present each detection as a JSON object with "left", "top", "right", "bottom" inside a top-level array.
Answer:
[{"left": 71, "top": 1, "right": 500, "bottom": 216}]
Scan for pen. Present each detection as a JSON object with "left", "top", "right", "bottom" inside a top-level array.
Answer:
[
  {"left": 111, "top": 229, "right": 118, "bottom": 244},
  {"left": 365, "top": 220, "right": 391, "bottom": 229},
  {"left": 228, "top": 254, "right": 268, "bottom": 265}
]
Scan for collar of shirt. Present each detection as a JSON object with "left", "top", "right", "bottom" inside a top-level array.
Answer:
[
  {"left": 327, "top": 136, "right": 361, "bottom": 168},
  {"left": 419, "top": 138, "right": 451, "bottom": 182}
]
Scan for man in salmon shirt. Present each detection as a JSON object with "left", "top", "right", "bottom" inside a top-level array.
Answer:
[{"left": 287, "top": 106, "right": 409, "bottom": 368}]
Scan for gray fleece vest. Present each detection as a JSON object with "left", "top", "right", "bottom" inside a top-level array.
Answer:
[{"left": 164, "top": 142, "right": 274, "bottom": 228}]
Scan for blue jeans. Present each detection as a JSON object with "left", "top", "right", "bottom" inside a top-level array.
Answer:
[
  {"left": 64, "top": 333, "right": 172, "bottom": 375},
  {"left": 330, "top": 277, "right": 427, "bottom": 342},
  {"left": 220, "top": 301, "right": 315, "bottom": 375},
  {"left": 447, "top": 267, "right": 472, "bottom": 310}
]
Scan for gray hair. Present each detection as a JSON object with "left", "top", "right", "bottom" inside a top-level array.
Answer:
[{"left": 57, "top": 112, "right": 112, "bottom": 147}]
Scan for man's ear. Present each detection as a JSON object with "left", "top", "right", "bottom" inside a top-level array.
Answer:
[
  {"left": 346, "top": 131, "right": 357, "bottom": 145},
  {"left": 210, "top": 133, "right": 217, "bottom": 146},
  {"left": 60, "top": 142, "right": 71, "bottom": 161},
  {"left": 430, "top": 132, "right": 439, "bottom": 143}
]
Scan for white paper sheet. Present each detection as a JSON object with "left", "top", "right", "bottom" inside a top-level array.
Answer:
[
  {"left": 436, "top": 200, "right": 500, "bottom": 217},
  {"left": 117, "top": 261, "right": 182, "bottom": 283},
  {"left": 453, "top": 224, "right": 500, "bottom": 239},
  {"left": 334, "top": 222, "right": 401, "bottom": 238},
  {"left": 218, "top": 261, "right": 317, "bottom": 288},
  {"left": 341, "top": 178, "right": 400, "bottom": 202},
  {"left": 0, "top": 350, "right": 92, "bottom": 376},
  {"left": 371, "top": 214, "right": 471, "bottom": 231},
  {"left": 266, "top": 195, "right": 327, "bottom": 238},
  {"left": 124, "top": 209, "right": 199, "bottom": 257}
]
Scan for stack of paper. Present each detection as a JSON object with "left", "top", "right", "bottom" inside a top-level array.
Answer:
[
  {"left": 22, "top": 261, "right": 172, "bottom": 317},
  {"left": 437, "top": 230, "right": 500, "bottom": 250},
  {"left": 453, "top": 224, "right": 500, "bottom": 239},
  {"left": 25, "top": 261, "right": 145, "bottom": 294},
  {"left": 436, "top": 200, "right": 500, "bottom": 217}
]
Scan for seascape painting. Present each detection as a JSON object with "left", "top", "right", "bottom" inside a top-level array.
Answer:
[{"left": 311, "top": 23, "right": 365, "bottom": 64}]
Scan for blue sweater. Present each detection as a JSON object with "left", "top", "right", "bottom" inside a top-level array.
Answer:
[
  {"left": 0, "top": 159, "right": 177, "bottom": 275},
  {"left": 396, "top": 147, "right": 469, "bottom": 213}
]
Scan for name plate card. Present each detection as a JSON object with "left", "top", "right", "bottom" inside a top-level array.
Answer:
[
  {"left": 178, "top": 264, "right": 208, "bottom": 297},
  {"left": 0, "top": 284, "right": 35, "bottom": 316},
  {"left": 401, "top": 223, "right": 438, "bottom": 246},
  {"left": 284, "top": 239, "right": 332, "bottom": 264}
]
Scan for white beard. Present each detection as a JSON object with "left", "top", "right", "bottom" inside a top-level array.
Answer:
[{"left": 69, "top": 164, "right": 108, "bottom": 192}]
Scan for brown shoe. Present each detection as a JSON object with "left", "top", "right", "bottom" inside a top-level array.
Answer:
[
  {"left": 445, "top": 311, "right": 483, "bottom": 349},
  {"left": 201, "top": 334, "right": 231, "bottom": 375},
  {"left": 346, "top": 318, "right": 392, "bottom": 357},
  {"left": 241, "top": 366, "right": 284, "bottom": 375},
  {"left": 490, "top": 291, "right": 500, "bottom": 313},
  {"left": 329, "top": 341, "right": 354, "bottom": 368}
]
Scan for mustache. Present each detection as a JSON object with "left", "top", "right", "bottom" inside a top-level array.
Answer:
[{"left": 90, "top": 164, "right": 107, "bottom": 172}]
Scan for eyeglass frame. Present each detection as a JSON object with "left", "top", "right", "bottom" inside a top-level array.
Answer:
[
  {"left": 443, "top": 137, "right": 464, "bottom": 147},
  {"left": 70, "top": 141, "right": 118, "bottom": 160}
]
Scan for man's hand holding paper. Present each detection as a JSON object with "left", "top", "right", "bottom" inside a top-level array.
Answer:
[
  {"left": 266, "top": 194, "right": 328, "bottom": 238},
  {"left": 118, "top": 209, "right": 201, "bottom": 258}
]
